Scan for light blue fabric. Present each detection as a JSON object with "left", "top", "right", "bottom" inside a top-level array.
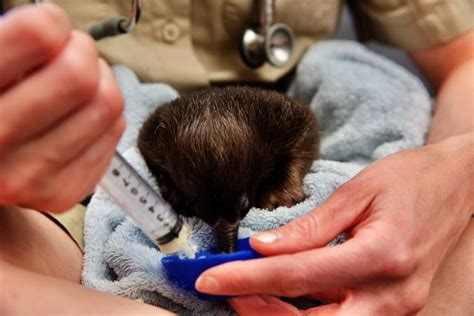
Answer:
[{"left": 81, "top": 41, "right": 432, "bottom": 315}]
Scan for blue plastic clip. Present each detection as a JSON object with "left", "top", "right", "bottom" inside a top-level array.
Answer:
[{"left": 162, "top": 237, "right": 261, "bottom": 300}]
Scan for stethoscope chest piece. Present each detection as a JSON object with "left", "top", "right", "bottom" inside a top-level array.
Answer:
[
  {"left": 240, "top": 27, "right": 266, "bottom": 68},
  {"left": 240, "top": 22, "right": 294, "bottom": 69},
  {"left": 265, "top": 23, "right": 294, "bottom": 67},
  {"left": 240, "top": 0, "right": 294, "bottom": 69}
]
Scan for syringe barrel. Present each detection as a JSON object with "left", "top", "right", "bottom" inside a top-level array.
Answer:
[{"left": 99, "top": 152, "right": 182, "bottom": 246}]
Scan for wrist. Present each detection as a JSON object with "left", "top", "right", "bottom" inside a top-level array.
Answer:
[
  {"left": 425, "top": 132, "right": 474, "bottom": 216},
  {"left": 429, "top": 132, "right": 474, "bottom": 165}
]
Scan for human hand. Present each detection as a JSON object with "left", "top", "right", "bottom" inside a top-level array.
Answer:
[
  {"left": 196, "top": 134, "right": 474, "bottom": 315},
  {"left": 0, "top": 4, "right": 125, "bottom": 212}
]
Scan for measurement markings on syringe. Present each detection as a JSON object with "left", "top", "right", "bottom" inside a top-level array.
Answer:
[{"left": 110, "top": 167, "right": 172, "bottom": 227}]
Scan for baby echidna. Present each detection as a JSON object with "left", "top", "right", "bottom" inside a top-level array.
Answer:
[{"left": 138, "top": 86, "right": 319, "bottom": 253}]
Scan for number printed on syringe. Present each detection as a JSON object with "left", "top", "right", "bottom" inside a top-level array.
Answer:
[
  {"left": 100, "top": 152, "right": 180, "bottom": 244},
  {"left": 111, "top": 165, "right": 173, "bottom": 225}
]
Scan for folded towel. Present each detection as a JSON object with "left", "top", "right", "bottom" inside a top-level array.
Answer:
[
  {"left": 113, "top": 66, "right": 178, "bottom": 152},
  {"left": 81, "top": 41, "right": 432, "bottom": 315}
]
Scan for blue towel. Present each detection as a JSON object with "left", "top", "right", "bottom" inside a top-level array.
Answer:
[{"left": 81, "top": 41, "right": 432, "bottom": 315}]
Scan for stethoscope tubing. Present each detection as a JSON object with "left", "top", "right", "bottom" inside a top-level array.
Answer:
[{"left": 32, "top": 0, "right": 293, "bottom": 68}]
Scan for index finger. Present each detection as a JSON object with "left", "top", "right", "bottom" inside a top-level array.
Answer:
[
  {"left": 0, "top": 3, "right": 70, "bottom": 90},
  {"left": 195, "top": 232, "right": 383, "bottom": 297}
]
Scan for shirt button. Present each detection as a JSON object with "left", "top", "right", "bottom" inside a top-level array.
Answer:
[{"left": 162, "top": 22, "right": 181, "bottom": 43}]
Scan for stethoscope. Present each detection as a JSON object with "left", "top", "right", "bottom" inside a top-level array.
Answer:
[
  {"left": 240, "top": 0, "right": 294, "bottom": 68},
  {"left": 33, "top": 0, "right": 294, "bottom": 69},
  {"left": 32, "top": 0, "right": 142, "bottom": 40}
]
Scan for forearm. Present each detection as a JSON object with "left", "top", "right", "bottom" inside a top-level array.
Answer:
[
  {"left": 410, "top": 30, "right": 474, "bottom": 144},
  {"left": 0, "top": 260, "right": 175, "bottom": 315},
  {"left": 427, "top": 60, "right": 474, "bottom": 144}
]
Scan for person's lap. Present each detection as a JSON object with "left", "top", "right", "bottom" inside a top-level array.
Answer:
[
  {"left": 0, "top": 205, "right": 472, "bottom": 315},
  {"left": 0, "top": 205, "right": 82, "bottom": 283}
]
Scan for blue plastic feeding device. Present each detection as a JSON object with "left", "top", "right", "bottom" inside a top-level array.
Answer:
[{"left": 162, "top": 237, "right": 262, "bottom": 300}]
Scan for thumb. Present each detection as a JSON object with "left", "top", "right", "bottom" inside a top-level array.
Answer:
[{"left": 251, "top": 182, "right": 372, "bottom": 255}]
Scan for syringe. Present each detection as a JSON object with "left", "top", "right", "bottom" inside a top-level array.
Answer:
[{"left": 99, "top": 151, "right": 194, "bottom": 257}]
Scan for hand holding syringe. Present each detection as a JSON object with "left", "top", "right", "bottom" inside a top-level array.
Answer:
[
  {"left": 50, "top": 0, "right": 194, "bottom": 257},
  {"left": 31, "top": 2, "right": 193, "bottom": 258}
]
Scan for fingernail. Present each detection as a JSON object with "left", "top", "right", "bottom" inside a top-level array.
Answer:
[
  {"left": 253, "top": 232, "right": 279, "bottom": 244},
  {"left": 195, "top": 276, "right": 219, "bottom": 293}
]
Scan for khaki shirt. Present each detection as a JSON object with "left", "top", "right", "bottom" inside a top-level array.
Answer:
[{"left": 7, "top": 0, "right": 474, "bottom": 91}]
